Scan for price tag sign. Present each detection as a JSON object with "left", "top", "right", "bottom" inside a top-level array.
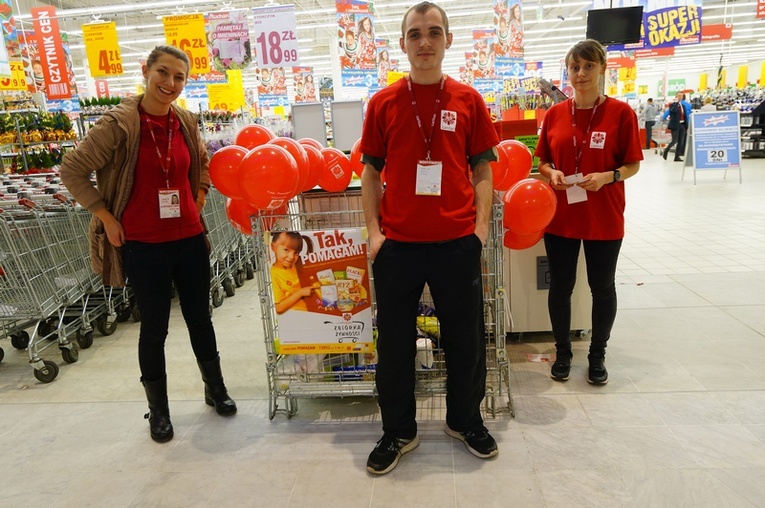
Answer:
[
  {"left": 618, "top": 67, "right": 637, "bottom": 81},
  {"left": 622, "top": 81, "right": 635, "bottom": 94},
  {"left": 707, "top": 149, "right": 728, "bottom": 163},
  {"left": 251, "top": 4, "right": 299, "bottom": 69},
  {"left": 0, "top": 60, "right": 28, "bottom": 90},
  {"left": 83, "top": 22, "right": 123, "bottom": 77},
  {"left": 207, "top": 83, "right": 236, "bottom": 111},
  {"left": 163, "top": 13, "right": 210, "bottom": 74}
]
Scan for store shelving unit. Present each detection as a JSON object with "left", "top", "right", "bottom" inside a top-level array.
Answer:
[{"left": 740, "top": 100, "right": 765, "bottom": 158}]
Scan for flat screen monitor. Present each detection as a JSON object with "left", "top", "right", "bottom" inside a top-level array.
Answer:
[{"left": 585, "top": 6, "right": 644, "bottom": 45}]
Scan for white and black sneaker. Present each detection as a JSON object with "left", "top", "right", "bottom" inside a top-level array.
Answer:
[
  {"left": 444, "top": 424, "right": 498, "bottom": 459},
  {"left": 366, "top": 434, "right": 419, "bottom": 475}
]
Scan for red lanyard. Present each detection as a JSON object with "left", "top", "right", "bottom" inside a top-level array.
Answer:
[
  {"left": 570, "top": 96, "right": 601, "bottom": 174},
  {"left": 406, "top": 75, "right": 445, "bottom": 161},
  {"left": 140, "top": 107, "right": 175, "bottom": 188}
]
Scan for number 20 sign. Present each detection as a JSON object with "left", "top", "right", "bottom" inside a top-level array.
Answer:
[{"left": 251, "top": 4, "right": 300, "bottom": 69}]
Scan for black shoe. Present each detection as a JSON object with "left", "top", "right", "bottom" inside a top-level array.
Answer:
[
  {"left": 550, "top": 349, "right": 572, "bottom": 381},
  {"left": 587, "top": 354, "right": 609, "bottom": 384},
  {"left": 197, "top": 355, "right": 237, "bottom": 416},
  {"left": 141, "top": 376, "right": 174, "bottom": 443},
  {"left": 444, "top": 425, "right": 498, "bottom": 459},
  {"left": 366, "top": 434, "right": 419, "bottom": 475},
  {"left": 674, "top": 157, "right": 683, "bottom": 162},
  {"left": 662, "top": 149, "right": 668, "bottom": 160}
]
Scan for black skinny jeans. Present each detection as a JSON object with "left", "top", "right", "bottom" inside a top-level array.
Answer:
[
  {"left": 123, "top": 233, "right": 217, "bottom": 381},
  {"left": 543, "top": 233, "right": 622, "bottom": 353},
  {"left": 372, "top": 235, "right": 486, "bottom": 439}
]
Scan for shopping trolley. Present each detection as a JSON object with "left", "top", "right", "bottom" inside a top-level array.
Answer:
[
  {"left": 252, "top": 190, "right": 514, "bottom": 420},
  {"left": 654, "top": 120, "right": 672, "bottom": 155}
]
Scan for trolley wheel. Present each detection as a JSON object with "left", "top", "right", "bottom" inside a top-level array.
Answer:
[
  {"left": 115, "top": 304, "right": 132, "bottom": 322},
  {"left": 11, "top": 331, "right": 30, "bottom": 350},
  {"left": 223, "top": 278, "right": 236, "bottom": 297},
  {"left": 131, "top": 305, "right": 141, "bottom": 322},
  {"left": 287, "top": 396, "right": 298, "bottom": 418},
  {"left": 34, "top": 360, "right": 59, "bottom": 383},
  {"left": 96, "top": 316, "right": 118, "bottom": 336},
  {"left": 61, "top": 345, "right": 79, "bottom": 364},
  {"left": 211, "top": 287, "right": 224, "bottom": 308},
  {"left": 77, "top": 330, "right": 94, "bottom": 349},
  {"left": 234, "top": 269, "right": 246, "bottom": 287},
  {"left": 0, "top": 347, "right": 4, "bottom": 363},
  {"left": 39, "top": 318, "right": 55, "bottom": 339},
  {"left": 245, "top": 262, "right": 255, "bottom": 280}
]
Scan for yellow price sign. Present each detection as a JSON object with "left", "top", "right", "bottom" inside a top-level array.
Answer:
[
  {"left": 638, "top": 84, "right": 649, "bottom": 95},
  {"left": 163, "top": 14, "right": 210, "bottom": 74},
  {"left": 83, "top": 22, "right": 123, "bottom": 77},
  {"left": 0, "top": 60, "right": 28, "bottom": 90},
  {"left": 207, "top": 83, "right": 236, "bottom": 111},
  {"left": 607, "top": 85, "right": 618, "bottom": 96},
  {"left": 622, "top": 81, "right": 636, "bottom": 94},
  {"left": 618, "top": 67, "right": 637, "bottom": 81}
]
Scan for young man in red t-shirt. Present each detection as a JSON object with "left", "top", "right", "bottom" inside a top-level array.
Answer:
[{"left": 360, "top": 1, "right": 500, "bottom": 475}]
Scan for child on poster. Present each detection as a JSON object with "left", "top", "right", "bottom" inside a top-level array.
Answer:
[{"left": 270, "top": 232, "right": 319, "bottom": 314}]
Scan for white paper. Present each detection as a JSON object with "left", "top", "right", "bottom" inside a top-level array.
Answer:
[{"left": 564, "top": 173, "right": 587, "bottom": 204}]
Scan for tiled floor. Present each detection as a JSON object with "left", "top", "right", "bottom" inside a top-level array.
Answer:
[{"left": 1, "top": 153, "right": 764, "bottom": 507}]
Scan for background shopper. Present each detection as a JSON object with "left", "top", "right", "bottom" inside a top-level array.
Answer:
[
  {"left": 662, "top": 91, "right": 689, "bottom": 161},
  {"left": 360, "top": 1, "right": 500, "bottom": 475},
  {"left": 60, "top": 45, "right": 236, "bottom": 443},
  {"left": 534, "top": 39, "right": 642, "bottom": 385},
  {"left": 642, "top": 98, "right": 658, "bottom": 149}
]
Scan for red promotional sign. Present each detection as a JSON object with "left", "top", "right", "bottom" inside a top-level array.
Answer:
[
  {"left": 701, "top": 24, "right": 733, "bottom": 41},
  {"left": 634, "top": 47, "right": 675, "bottom": 58},
  {"left": 757, "top": 0, "right": 765, "bottom": 19},
  {"left": 31, "top": 6, "right": 71, "bottom": 99},
  {"left": 95, "top": 79, "right": 109, "bottom": 98}
]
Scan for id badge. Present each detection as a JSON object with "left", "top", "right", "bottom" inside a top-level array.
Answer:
[
  {"left": 415, "top": 160, "right": 443, "bottom": 196},
  {"left": 159, "top": 188, "right": 181, "bottom": 218}
]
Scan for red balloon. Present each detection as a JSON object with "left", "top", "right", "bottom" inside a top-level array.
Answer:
[
  {"left": 225, "top": 198, "right": 259, "bottom": 235},
  {"left": 490, "top": 144, "right": 510, "bottom": 191},
  {"left": 298, "top": 137, "right": 324, "bottom": 150},
  {"left": 235, "top": 124, "right": 275, "bottom": 150},
  {"left": 209, "top": 145, "right": 248, "bottom": 199},
  {"left": 268, "top": 137, "right": 310, "bottom": 194},
  {"left": 239, "top": 144, "right": 299, "bottom": 210},
  {"left": 503, "top": 229, "right": 544, "bottom": 250},
  {"left": 318, "top": 147, "right": 353, "bottom": 192},
  {"left": 350, "top": 138, "right": 364, "bottom": 178},
  {"left": 300, "top": 144, "right": 325, "bottom": 192},
  {"left": 498, "top": 140, "right": 533, "bottom": 189},
  {"left": 502, "top": 178, "right": 557, "bottom": 235}
]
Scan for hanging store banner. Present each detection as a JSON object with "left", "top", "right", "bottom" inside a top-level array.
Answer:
[
  {"left": 0, "top": 29, "right": 9, "bottom": 77},
  {"left": 525, "top": 61, "right": 543, "bottom": 78},
  {"left": 493, "top": 0, "right": 524, "bottom": 79},
  {"left": 374, "top": 38, "right": 391, "bottom": 90},
  {"left": 163, "top": 13, "right": 210, "bottom": 74},
  {"left": 701, "top": 23, "right": 732, "bottom": 42},
  {"left": 251, "top": 4, "right": 299, "bottom": 70},
  {"left": 257, "top": 66, "right": 288, "bottom": 107},
  {"left": 336, "top": 0, "right": 376, "bottom": 88},
  {"left": 473, "top": 29, "right": 495, "bottom": 79},
  {"left": 31, "top": 7, "right": 71, "bottom": 99},
  {"left": 1, "top": 0, "right": 20, "bottom": 60},
  {"left": 267, "top": 228, "right": 373, "bottom": 355},
  {"left": 0, "top": 59, "right": 27, "bottom": 90},
  {"left": 757, "top": 0, "right": 765, "bottom": 19},
  {"left": 83, "top": 22, "right": 123, "bottom": 77},
  {"left": 208, "top": 9, "right": 252, "bottom": 72},
  {"left": 95, "top": 78, "right": 109, "bottom": 98},
  {"left": 593, "top": 0, "right": 703, "bottom": 51},
  {"left": 293, "top": 66, "right": 317, "bottom": 103}
]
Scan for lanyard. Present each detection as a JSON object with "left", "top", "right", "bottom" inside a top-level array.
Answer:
[
  {"left": 570, "top": 96, "right": 601, "bottom": 174},
  {"left": 406, "top": 75, "right": 445, "bottom": 161},
  {"left": 140, "top": 106, "right": 175, "bottom": 188}
]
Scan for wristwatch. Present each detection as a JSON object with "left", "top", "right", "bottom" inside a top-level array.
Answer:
[{"left": 611, "top": 169, "right": 622, "bottom": 184}]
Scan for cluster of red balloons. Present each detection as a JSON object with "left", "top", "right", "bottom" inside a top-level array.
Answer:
[
  {"left": 497, "top": 141, "right": 557, "bottom": 250},
  {"left": 210, "top": 124, "right": 354, "bottom": 235}
]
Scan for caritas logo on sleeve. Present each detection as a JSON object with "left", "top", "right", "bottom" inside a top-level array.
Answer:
[{"left": 31, "top": 6, "right": 72, "bottom": 100}]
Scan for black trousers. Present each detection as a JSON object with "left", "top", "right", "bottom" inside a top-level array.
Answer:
[
  {"left": 678, "top": 121, "right": 688, "bottom": 155},
  {"left": 123, "top": 233, "right": 217, "bottom": 381},
  {"left": 372, "top": 235, "right": 486, "bottom": 439},
  {"left": 543, "top": 233, "right": 622, "bottom": 352},
  {"left": 644, "top": 120, "right": 655, "bottom": 149},
  {"left": 664, "top": 123, "right": 686, "bottom": 160}
]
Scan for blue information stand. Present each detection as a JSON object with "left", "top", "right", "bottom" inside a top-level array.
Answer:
[{"left": 683, "top": 111, "right": 742, "bottom": 184}]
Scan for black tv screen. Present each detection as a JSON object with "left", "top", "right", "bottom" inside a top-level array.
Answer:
[{"left": 585, "top": 6, "right": 644, "bottom": 45}]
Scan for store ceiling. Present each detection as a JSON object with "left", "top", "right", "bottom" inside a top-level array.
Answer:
[{"left": 13, "top": 0, "right": 765, "bottom": 95}]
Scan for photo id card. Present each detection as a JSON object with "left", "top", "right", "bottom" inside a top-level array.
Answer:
[
  {"left": 415, "top": 160, "right": 443, "bottom": 196},
  {"left": 159, "top": 188, "right": 181, "bottom": 218}
]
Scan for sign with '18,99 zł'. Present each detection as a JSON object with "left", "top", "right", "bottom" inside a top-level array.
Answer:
[
  {"left": 251, "top": 4, "right": 299, "bottom": 69},
  {"left": 163, "top": 13, "right": 210, "bottom": 74}
]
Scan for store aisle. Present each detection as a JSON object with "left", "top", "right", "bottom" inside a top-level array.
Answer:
[{"left": 0, "top": 154, "right": 764, "bottom": 507}]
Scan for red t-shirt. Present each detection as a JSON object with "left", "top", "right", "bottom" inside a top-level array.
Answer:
[
  {"left": 122, "top": 110, "right": 203, "bottom": 242},
  {"left": 360, "top": 76, "right": 499, "bottom": 243},
  {"left": 534, "top": 97, "right": 643, "bottom": 240}
]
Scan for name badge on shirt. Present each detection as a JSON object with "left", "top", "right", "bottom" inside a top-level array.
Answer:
[
  {"left": 159, "top": 188, "right": 181, "bottom": 219},
  {"left": 590, "top": 131, "right": 606, "bottom": 149},
  {"left": 441, "top": 110, "right": 457, "bottom": 132},
  {"left": 415, "top": 160, "right": 443, "bottom": 196}
]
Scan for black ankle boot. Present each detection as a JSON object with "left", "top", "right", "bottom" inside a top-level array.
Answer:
[
  {"left": 197, "top": 355, "right": 237, "bottom": 416},
  {"left": 141, "top": 375, "right": 174, "bottom": 443},
  {"left": 551, "top": 347, "right": 573, "bottom": 381}
]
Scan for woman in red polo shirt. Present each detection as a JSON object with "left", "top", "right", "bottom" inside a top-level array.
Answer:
[{"left": 60, "top": 46, "right": 236, "bottom": 443}]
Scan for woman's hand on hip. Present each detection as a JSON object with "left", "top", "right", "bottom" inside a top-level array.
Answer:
[{"left": 104, "top": 216, "right": 126, "bottom": 247}]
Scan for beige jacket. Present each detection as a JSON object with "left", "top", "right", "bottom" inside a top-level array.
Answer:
[{"left": 59, "top": 95, "right": 211, "bottom": 287}]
